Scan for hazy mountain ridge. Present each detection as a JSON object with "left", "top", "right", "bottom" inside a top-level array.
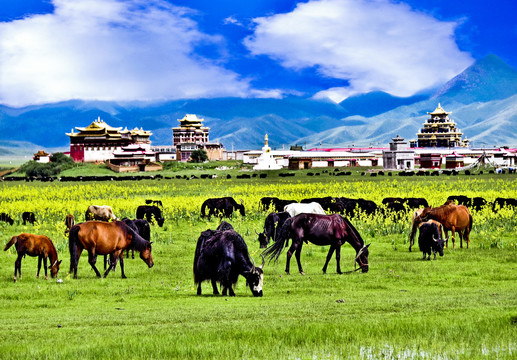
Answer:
[{"left": 1, "top": 55, "right": 517, "bottom": 151}]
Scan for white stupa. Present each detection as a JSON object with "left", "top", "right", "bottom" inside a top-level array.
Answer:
[{"left": 253, "top": 134, "right": 282, "bottom": 170}]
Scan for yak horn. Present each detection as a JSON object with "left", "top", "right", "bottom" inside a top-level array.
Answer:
[
  {"left": 255, "top": 230, "right": 260, "bottom": 235},
  {"left": 259, "top": 254, "right": 265, "bottom": 269}
]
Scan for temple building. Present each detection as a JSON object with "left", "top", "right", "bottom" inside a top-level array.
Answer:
[
  {"left": 105, "top": 144, "right": 162, "bottom": 172},
  {"left": 173, "top": 114, "right": 223, "bottom": 161},
  {"left": 66, "top": 117, "right": 152, "bottom": 162},
  {"left": 173, "top": 114, "right": 209, "bottom": 146},
  {"left": 382, "top": 135, "right": 414, "bottom": 170},
  {"left": 33, "top": 150, "right": 50, "bottom": 163},
  {"left": 411, "top": 104, "right": 469, "bottom": 148}
]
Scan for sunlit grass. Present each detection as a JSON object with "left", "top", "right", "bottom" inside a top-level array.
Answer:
[{"left": 0, "top": 173, "right": 516, "bottom": 359}]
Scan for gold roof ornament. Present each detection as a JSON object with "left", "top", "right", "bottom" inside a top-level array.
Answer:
[{"left": 427, "top": 103, "right": 451, "bottom": 116}]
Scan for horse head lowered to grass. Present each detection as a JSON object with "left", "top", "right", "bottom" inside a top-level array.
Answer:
[
  {"left": 4, "top": 233, "right": 61, "bottom": 282},
  {"left": 68, "top": 220, "right": 153, "bottom": 279},
  {"left": 262, "top": 213, "right": 370, "bottom": 275}
]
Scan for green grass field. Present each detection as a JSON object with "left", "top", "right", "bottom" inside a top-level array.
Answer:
[{"left": 0, "top": 171, "right": 516, "bottom": 359}]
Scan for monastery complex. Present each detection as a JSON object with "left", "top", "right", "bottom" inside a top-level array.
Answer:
[{"left": 63, "top": 104, "right": 516, "bottom": 172}]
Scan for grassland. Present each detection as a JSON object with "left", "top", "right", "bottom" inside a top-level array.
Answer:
[{"left": 0, "top": 170, "right": 516, "bottom": 359}]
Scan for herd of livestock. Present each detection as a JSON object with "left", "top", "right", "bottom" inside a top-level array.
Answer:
[{"left": 2, "top": 193, "right": 517, "bottom": 296}]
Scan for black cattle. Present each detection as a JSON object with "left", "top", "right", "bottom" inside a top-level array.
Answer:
[
  {"left": 216, "top": 221, "right": 234, "bottom": 232},
  {"left": 0, "top": 213, "right": 14, "bottom": 225},
  {"left": 382, "top": 201, "right": 407, "bottom": 220},
  {"left": 382, "top": 197, "right": 404, "bottom": 205},
  {"left": 472, "top": 197, "right": 488, "bottom": 211},
  {"left": 492, "top": 197, "right": 517, "bottom": 212},
  {"left": 193, "top": 228, "right": 264, "bottom": 297},
  {"left": 300, "top": 197, "right": 344, "bottom": 213},
  {"left": 259, "top": 197, "right": 297, "bottom": 212},
  {"left": 22, "top": 212, "right": 36, "bottom": 225},
  {"left": 447, "top": 195, "right": 472, "bottom": 207},
  {"left": 257, "top": 212, "right": 291, "bottom": 248},
  {"left": 272, "top": 199, "right": 297, "bottom": 212},
  {"left": 259, "top": 197, "right": 279, "bottom": 211},
  {"left": 404, "top": 197, "right": 429, "bottom": 209},
  {"left": 136, "top": 205, "right": 165, "bottom": 227},
  {"left": 145, "top": 199, "right": 163, "bottom": 207},
  {"left": 200, "top": 197, "right": 245, "bottom": 220},
  {"left": 418, "top": 222, "right": 445, "bottom": 260},
  {"left": 338, "top": 198, "right": 377, "bottom": 218}
]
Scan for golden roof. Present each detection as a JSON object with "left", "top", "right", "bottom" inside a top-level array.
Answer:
[
  {"left": 428, "top": 103, "right": 451, "bottom": 116},
  {"left": 67, "top": 117, "right": 151, "bottom": 138},
  {"left": 130, "top": 127, "right": 152, "bottom": 136},
  {"left": 178, "top": 114, "right": 204, "bottom": 124}
]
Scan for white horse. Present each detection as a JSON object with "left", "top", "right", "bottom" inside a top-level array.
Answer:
[{"left": 284, "top": 202, "right": 326, "bottom": 217}]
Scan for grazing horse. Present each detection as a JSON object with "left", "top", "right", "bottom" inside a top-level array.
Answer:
[
  {"left": 262, "top": 213, "right": 370, "bottom": 275},
  {"left": 409, "top": 204, "right": 472, "bottom": 250},
  {"left": 4, "top": 233, "right": 62, "bottom": 282},
  {"left": 68, "top": 221, "right": 153, "bottom": 279}
]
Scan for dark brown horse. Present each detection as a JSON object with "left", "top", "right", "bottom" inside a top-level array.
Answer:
[
  {"left": 4, "top": 233, "right": 61, "bottom": 282},
  {"left": 68, "top": 221, "right": 153, "bottom": 279},
  {"left": 262, "top": 213, "right": 370, "bottom": 275},
  {"left": 409, "top": 204, "right": 472, "bottom": 250}
]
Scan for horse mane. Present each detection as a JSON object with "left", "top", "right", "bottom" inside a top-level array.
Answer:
[
  {"left": 424, "top": 204, "right": 460, "bottom": 219},
  {"left": 118, "top": 221, "right": 149, "bottom": 252},
  {"left": 340, "top": 216, "right": 364, "bottom": 248}
]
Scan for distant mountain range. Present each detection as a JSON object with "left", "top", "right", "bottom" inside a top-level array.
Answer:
[{"left": 1, "top": 54, "right": 516, "bottom": 153}]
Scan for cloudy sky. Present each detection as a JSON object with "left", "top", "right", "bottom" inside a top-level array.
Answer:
[{"left": 1, "top": 0, "right": 515, "bottom": 107}]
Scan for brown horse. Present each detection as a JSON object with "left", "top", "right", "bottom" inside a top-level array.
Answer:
[
  {"left": 409, "top": 204, "right": 472, "bottom": 250},
  {"left": 68, "top": 221, "right": 153, "bottom": 279},
  {"left": 4, "top": 233, "right": 62, "bottom": 282}
]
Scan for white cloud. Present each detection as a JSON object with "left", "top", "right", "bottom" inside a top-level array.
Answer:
[
  {"left": 0, "top": 0, "right": 251, "bottom": 107},
  {"left": 244, "top": 0, "right": 474, "bottom": 102},
  {"left": 223, "top": 16, "right": 243, "bottom": 27}
]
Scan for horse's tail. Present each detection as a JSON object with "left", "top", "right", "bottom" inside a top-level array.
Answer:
[
  {"left": 408, "top": 213, "right": 420, "bottom": 251},
  {"left": 200, "top": 201, "right": 207, "bottom": 218},
  {"left": 68, "top": 225, "right": 80, "bottom": 273},
  {"left": 3, "top": 236, "right": 17, "bottom": 251},
  {"left": 468, "top": 213, "right": 473, "bottom": 233},
  {"left": 261, "top": 217, "right": 292, "bottom": 263}
]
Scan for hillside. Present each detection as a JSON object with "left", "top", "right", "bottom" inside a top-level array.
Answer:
[{"left": 1, "top": 55, "right": 516, "bottom": 150}]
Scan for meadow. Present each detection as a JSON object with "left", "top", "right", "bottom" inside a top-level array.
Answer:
[{"left": 0, "top": 169, "right": 516, "bottom": 359}]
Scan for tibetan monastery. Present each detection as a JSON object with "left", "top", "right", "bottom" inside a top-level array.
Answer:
[
  {"left": 173, "top": 114, "right": 209, "bottom": 146},
  {"left": 173, "top": 114, "right": 224, "bottom": 161},
  {"left": 66, "top": 117, "right": 152, "bottom": 162},
  {"left": 413, "top": 104, "right": 469, "bottom": 148}
]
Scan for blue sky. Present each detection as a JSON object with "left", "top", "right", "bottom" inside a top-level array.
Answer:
[{"left": 0, "top": 0, "right": 515, "bottom": 107}]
